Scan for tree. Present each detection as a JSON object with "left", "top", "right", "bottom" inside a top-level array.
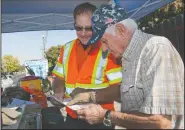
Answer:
[
  {"left": 1, "top": 60, "right": 7, "bottom": 74},
  {"left": 138, "top": 0, "right": 184, "bottom": 30},
  {"left": 45, "top": 45, "right": 62, "bottom": 75},
  {"left": 2, "top": 55, "right": 21, "bottom": 74},
  {"left": 19, "top": 65, "right": 25, "bottom": 72}
]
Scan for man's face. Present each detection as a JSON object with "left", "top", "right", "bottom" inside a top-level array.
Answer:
[
  {"left": 100, "top": 27, "right": 127, "bottom": 59},
  {"left": 75, "top": 13, "right": 93, "bottom": 45}
]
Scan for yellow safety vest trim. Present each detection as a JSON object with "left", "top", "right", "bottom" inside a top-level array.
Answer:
[
  {"left": 63, "top": 40, "right": 75, "bottom": 81},
  {"left": 65, "top": 83, "right": 75, "bottom": 88},
  {"left": 65, "top": 83, "right": 109, "bottom": 89},
  {"left": 65, "top": 87, "right": 74, "bottom": 95},
  {"left": 57, "top": 62, "right": 63, "bottom": 67},
  {"left": 91, "top": 49, "right": 102, "bottom": 84},
  {"left": 53, "top": 63, "right": 64, "bottom": 75},
  {"left": 109, "top": 78, "right": 122, "bottom": 85},
  {"left": 102, "top": 57, "right": 108, "bottom": 82},
  {"left": 106, "top": 67, "right": 122, "bottom": 75},
  {"left": 76, "top": 83, "right": 109, "bottom": 89},
  {"left": 52, "top": 70, "right": 64, "bottom": 78}
]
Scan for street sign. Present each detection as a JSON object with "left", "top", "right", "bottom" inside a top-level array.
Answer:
[{"left": 24, "top": 59, "right": 48, "bottom": 79}]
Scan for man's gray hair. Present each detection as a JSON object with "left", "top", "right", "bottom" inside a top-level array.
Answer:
[
  {"left": 119, "top": 18, "right": 138, "bottom": 33},
  {"left": 105, "top": 18, "right": 138, "bottom": 35}
]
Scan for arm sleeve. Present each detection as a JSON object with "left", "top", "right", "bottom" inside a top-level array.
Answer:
[
  {"left": 105, "top": 53, "right": 122, "bottom": 85},
  {"left": 52, "top": 47, "right": 65, "bottom": 79},
  {"left": 139, "top": 38, "right": 184, "bottom": 116}
]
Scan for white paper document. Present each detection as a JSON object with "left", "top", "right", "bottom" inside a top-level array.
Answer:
[
  {"left": 63, "top": 98, "right": 91, "bottom": 110},
  {"left": 47, "top": 95, "right": 92, "bottom": 110}
]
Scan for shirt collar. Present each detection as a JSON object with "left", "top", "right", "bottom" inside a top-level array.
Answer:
[{"left": 122, "top": 30, "right": 144, "bottom": 62}]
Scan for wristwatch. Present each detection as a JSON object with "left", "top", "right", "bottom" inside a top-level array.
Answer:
[{"left": 103, "top": 110, "right": 112, "bottom": 127}]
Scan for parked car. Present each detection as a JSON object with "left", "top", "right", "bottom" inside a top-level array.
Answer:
[
  {"left": 1, "top": 73, "right": 14, "bottom": 91},
  {"left": 6, "top": 74, "right": 13, "bottom": 79}
]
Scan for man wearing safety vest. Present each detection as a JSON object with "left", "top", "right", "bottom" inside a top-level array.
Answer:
[{"left": 52, "top": 2, "right": 122, "bottom": 129}]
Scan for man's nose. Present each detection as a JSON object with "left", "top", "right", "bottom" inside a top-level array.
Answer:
[{"left": 81, "top": 29, "right": 86, "bottom": 36}]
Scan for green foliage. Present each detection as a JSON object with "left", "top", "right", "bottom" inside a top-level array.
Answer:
[
  {"left": 19, "top": 65, "right": 25, "bottom": 72},
  {"left": 138, "top": 0, "right": 184, "bottom": 30},
  {"left": 2, "top": 55, "right": 21, "bottom": 73},
  {"left": 45, "top": 45, "right": 62, "bottom": 75}
]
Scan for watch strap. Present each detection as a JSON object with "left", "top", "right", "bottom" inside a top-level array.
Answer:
[{"left": 104, "top": 110, "right": 111, "bottom": 119}]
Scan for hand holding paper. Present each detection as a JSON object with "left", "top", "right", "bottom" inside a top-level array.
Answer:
[
  {"left": 54, "top": 93, "right": 64, "bottom": 101},
  {"left": 67, "top": 92, "right": 90, "bottom": 106},
  {"left": 47, "top": 95, "right": 93, "bottom": 111},
  {"left": 67, "top": 88, "right": 96, "bottom": 106},
  {"left": 70, "top": 88, "right": 92, "bottom": 97},
  {"left": 76, "top": 104, "right": 106, "bottom": 125}
]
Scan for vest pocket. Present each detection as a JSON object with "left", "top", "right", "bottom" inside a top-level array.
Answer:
[{"left": 121, "top": 84, "right": 135, "bottom": 93}]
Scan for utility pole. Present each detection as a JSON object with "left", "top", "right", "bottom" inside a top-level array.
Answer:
[
  {"left": 42, "top": 31, "right": 48, "bottom": 59},
  {"left": 42, "top": 32, "right": 45, "bottom": 58}
]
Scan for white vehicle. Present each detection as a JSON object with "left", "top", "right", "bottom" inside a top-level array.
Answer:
[
  {"left": 6, "top": 74, "right": 13, "bottom": 79},
  {"left": 1, "top": 74, "right": 14, "bottom": 91}
]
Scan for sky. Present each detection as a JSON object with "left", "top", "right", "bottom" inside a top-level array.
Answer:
[{"left": 2, "top": 30, "right": 77, "bottom": 65}]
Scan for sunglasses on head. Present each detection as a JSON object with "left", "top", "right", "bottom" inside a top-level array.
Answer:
[{"left": 74, "top": 26, "right": 92, "bottom": 31}]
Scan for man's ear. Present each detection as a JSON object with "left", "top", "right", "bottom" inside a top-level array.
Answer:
[{"left": 115, "top": 23, "right": 126, "bottom": 39}]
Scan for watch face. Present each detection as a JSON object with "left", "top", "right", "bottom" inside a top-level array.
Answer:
[{"left": 103, "top": 119, "right": 112, "bottom": 126}]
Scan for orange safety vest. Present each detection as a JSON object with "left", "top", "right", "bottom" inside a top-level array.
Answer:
[{"left": 53, "top": 39, "right": 122, "bottom": 118}]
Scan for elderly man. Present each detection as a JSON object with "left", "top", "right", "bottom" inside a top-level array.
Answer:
[{"left": 75, "top": 4, "right": 184, "bottom": 129}]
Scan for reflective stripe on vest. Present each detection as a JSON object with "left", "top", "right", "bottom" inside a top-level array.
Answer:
[
  {"left": 65, "top": 83, "right": 109, "bottom": 96},
  {"left": 66, "top": 87, "right": 74, "bottom": 96},
  {"left": 106, "top": 67, "right": 122, "bottom": 82},
  {"left": 91, "top": 49, "right": 108, "bottom": 84},
  {"left": 53, "top": 62, "right": 64, "bottom": 78},
  {"left": 63, "top": 40, "right": 75, "bottom": 81},
  {"left": 65, "top": 83, "right": 75, "bottom": 96}
]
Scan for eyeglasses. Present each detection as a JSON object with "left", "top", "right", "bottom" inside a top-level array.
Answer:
[{"left": 74, "top": 26, "right": 92, "bottom": 32}]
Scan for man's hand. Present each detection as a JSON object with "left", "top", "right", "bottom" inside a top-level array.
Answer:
[
  {"left": 52, "top": 77, "right": 65, "bottom": 101},
  {"left": 76, "top": 104, "right": 107, "bottom": 125},
  {"left": 54, "top": 93, "right": 64, "bottom": 101},
  {"left": 66, "top": 88, "right": 96, "bottom": 106},
  {"left": 66, "top": 92, "right": 91, "bottom": 106},
  {"left": 70, "top": 88, "right": 92, "bottom": 97}
]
